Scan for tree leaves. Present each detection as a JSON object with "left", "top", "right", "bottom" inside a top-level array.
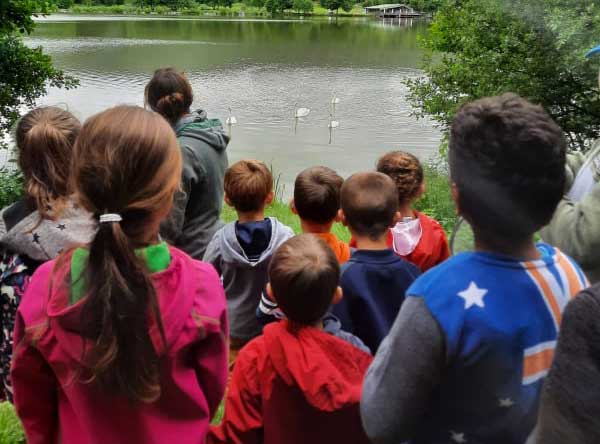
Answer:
[{"left": 408, "top": 0, "right": 600, "bottom": 152}]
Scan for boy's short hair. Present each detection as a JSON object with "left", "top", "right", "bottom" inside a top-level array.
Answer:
[
  {"left": 293, "top": 166, "right": 344, "bottom": 224},
  {"left": 449, "top": 93, "right": 566, "bottom": 240},
  {"left": 269, "top": 234, "right": 339, "bottom": 324},
  {"left": 224, "top": 160, "right": 273, "bottom": 213},
  {"left": 377, "top": 151, "right": 424, "bottom": 207},
  {"left": 341, "top": 172, "right": 398, "bottom": 240}
]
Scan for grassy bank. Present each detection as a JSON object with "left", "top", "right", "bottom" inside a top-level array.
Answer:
[{"left": 64, "top": 2, "right": 368, "bottom": 17}]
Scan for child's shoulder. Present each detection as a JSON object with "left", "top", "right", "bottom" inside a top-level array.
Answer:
[
  {"left": 407, "top": 252, "right": 488, "bottom": 297},
  {"left": 268, "top": 217, "right": 295, "bottom": 236}
]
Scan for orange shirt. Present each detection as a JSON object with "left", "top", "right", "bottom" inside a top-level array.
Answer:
[{"left": 313, "top": 232, "right": 351, "bottom": 264}]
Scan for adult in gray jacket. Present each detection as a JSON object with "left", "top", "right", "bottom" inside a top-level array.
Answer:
[{"left": 146, "top": 68, "right": 229, "bottom": 259}]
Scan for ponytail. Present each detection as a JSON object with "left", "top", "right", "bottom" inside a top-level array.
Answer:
[
  {"left": 145, "top": 67, "right": 194, "bottom": 125},
  {"left": 82, "top": 219, "right": 165, "bottom": 402},
  {"left": 16, "top": 107, "right": 81, "bottom": 220},
  {"left": 72, "top": 106, "right": 182, "bottom": 403}
]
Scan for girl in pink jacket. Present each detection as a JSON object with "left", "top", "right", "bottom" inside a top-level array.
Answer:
[{"left": 11, "top": 105, "right": 229, "bottom": 444}]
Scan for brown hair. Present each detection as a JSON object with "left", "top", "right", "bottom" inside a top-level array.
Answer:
[
  {"left": 71, "top": 105, "right": 182, "bottom": 403},
  {"left": 145, "top": 67, "right": 193, "bottom": 125},
  {"left": 376, "top": 151, "right": 423, "bottom": 207},
  {"left": 450, "top": 93, "right": 566, "bottom": 240},
  {"left": 224, "top": 160, "right": 273, "bottom": 213},
  {"left": 293, "top": 166, "right": 343, "bottom": 224},
  {"left": 341, "top": 172, "right": 398, "bottom": 240},
  {"left": 269, "top": 234, "right": 339, "bottom": 324},
  {"left": 15, "top": 107, "right": 81, "bottom": 219}
]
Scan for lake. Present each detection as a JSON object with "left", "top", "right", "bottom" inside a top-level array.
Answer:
[{"left": 26, "top": 15, "right": 440, "bottom": 194}]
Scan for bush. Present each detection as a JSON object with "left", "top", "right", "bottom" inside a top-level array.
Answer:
[
  {"left": 0, "top": 168, "right": 23, "bottom": 209},
  {"left": 0, "top": 402, "right": 25, "bottom": 444}
]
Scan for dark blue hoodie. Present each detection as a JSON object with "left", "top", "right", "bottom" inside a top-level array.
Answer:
[{"left": 331, "top": 249, "right": 420, "bottom": 352}]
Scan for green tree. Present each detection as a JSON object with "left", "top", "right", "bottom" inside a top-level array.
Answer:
[
  {"left": 0, "top": 0, "right": 77, "bottom": 150},
  {"left": 265, "top": 0, "right": 292, "bottom": 14},
  {"left": 407, "top": 0, "right": 600, "bottom": 151},
  {"left": 293, "top": 0, "right": 313, "bottom": 13},
  {"left": 320, "top": 0, "right": 352, "bottom": 14}
]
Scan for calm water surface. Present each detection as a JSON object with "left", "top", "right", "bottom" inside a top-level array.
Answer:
[{"left": 27, "top": 15, "right": 440, "bottom": 192}]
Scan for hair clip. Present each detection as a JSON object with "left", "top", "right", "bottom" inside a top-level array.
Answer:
[{"left": 99, "top": 213, "right": 122, "bottom": 224}]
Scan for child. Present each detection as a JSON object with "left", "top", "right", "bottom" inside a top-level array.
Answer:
[
  {"left": 146, "top": 67, "right": 229, "bottom": 260},
  {"left": 11, "top": 106, "right": 228, "bottom": 444},
  {"left": 209, "top": 234, "right": 373, "bottom": 444},
  {"left": 204, "top": 160, "right": 294, "bottom": 355},
  {"left": 256, "top": 166, "right": 349, "bottom": 324},
  {"left": 292, "top": 166, "right": 350, "bottom": 263},
  {"left": 377, "top": 151, "right": 450, "bottom": 271},
  {"left": 361, "top": 94, "right": 588, "bottom": 444},
  {"left": 331, "top": 172, "right": 421, "bottom": 353},
  {"left": 0, "top": 107, "right": 95, "bottom": 401}
]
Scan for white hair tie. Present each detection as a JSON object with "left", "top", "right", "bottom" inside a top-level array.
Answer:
[{"left": 99, "top": 213, "right": 122, "bottom": 224}]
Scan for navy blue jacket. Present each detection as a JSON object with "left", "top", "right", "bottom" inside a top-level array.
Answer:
[{"left": 331, "top": 249, "right": 420, "bottom": 352}]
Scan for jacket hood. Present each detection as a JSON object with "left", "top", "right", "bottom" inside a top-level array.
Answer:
[
  {"left": 45, "top": 247, "right": 197, "bottom": 365},
  {"left": 0, "top": 199, "right": 96, "bottom": 262},
  {"left": 263, "top": 321, "right": 372, "bottom": 412},
  {"left": 219, "top": 218, "right": 293, "bottom": 266},
  {"left": 175, "top": 109, "right": 229, "bottom": 152},
  {"left": 390, "top": 216, "right": 422, "bottom": 257}
]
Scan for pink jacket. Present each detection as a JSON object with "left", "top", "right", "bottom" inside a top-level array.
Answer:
[{"left": 11, "top": 246, "right": 228, "bottom": 444}]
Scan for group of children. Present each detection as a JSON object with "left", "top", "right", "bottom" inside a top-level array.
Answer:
[{"left": 0, "top": 73, "right": 595, "bottom": 444}]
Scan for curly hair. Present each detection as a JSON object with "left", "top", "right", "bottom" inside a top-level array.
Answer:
[
  {"left": 376, "top": 151, "right": 423, "bottom": 207},
  {"left": 449, "top": 93, "right": 566, "bottom": 240}
]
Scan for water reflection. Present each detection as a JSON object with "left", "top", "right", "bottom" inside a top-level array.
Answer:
[{"left": 26, "top": 16, "right": 440, "bottom": 192}]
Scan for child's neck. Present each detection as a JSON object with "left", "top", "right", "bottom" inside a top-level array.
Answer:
[
  {"left": 474, "top": 234, "right": 540, "bottom": 261},
  {"left": 237, "top": 210, "right": 266, "bottom": 224},
  {"left": 352, "top": 233, "right": 389, "bottom": 250},
  {"left": 300, "top": 219, "right": 333, "bottom": 234},
  {"left": 398, "top": 204, "right": 416, "bottom": 220}
]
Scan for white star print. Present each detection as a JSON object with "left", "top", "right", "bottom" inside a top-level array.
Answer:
[
  {"left": 451, "top": 431, "right": 467, "bottom": 443},
  {"left": 499, "top": 398, "right": 515, "bottom": 408},
  {"left": 457, "top": 281, "right": 488, "bottom": 309}
]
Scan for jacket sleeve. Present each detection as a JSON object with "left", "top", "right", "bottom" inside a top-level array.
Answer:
[
  {"left": 361, "top": 296, "right": 445, "bottom": 444},
  {"left": 160, "top": 144, "right": 206, "bottom": 244},
  {"left": 208, "top": 345, "right": 263, "bottom": 444},
  {"left": 203, "top": 232, "right": 223, "bottom": 275},
  {"left": 565, "top": 151, "right": 586, "bottom": 191},
  {"left": 11, "top": 311, "right": 58, "bottom": 444},
  {"left": 540, "top": 183, "right": 600, "bottom": 270},
  {"left": 193, "top": 286, "right": 229, "bottom": 418}
]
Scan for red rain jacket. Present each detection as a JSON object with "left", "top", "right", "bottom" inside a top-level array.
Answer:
[{"left": 209, "top": 320, "right": 373, "bottom": 444}]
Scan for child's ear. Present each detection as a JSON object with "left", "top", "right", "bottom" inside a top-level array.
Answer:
[
  {"left": 331, "top": 286, "right": 343, "bottom": 305},
  {"left": 417, "top": 182, "right": 426, "bottom": 199},
  {"left": 290, "top": 199, "right": 298, "bottom": 215},
  {"left": 451, "top": 182, "right": 461, "bottom": 216},
  {"left": 338, "top": 209, "right": 348, "bottom": 227},
  {"left": 334, "top": 209, "right": 343, "bottom": 223},
  {"left": 391, "top": 211, "right": 402, "bottom": 227},
  {"left": 266, "top": 283, "right": 275, "bottom": 301},
  {"left": 224, "top": 193, "right": 233, "bottom": 208},
  {"left": 265, "top": 191, "right": 274, "bottom": 206}
]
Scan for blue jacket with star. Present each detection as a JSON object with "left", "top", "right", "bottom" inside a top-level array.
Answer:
[{"left": 406, "top": 244, "right": 587, "bottom": 444}]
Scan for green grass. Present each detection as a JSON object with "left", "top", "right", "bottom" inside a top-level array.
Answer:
[
  {"left": 221, "top": 199, "right": 352, "bottom": 242},
  {"left": 0, "top": 403, "right": 25, "bottom": 444}
]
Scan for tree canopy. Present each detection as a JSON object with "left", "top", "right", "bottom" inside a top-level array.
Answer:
[
  {"left": 407, "top": 0, "right": 600, "bottom": 151},
  {"left": 0, "top": 0, "right": 77, "bottom": 150}
]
